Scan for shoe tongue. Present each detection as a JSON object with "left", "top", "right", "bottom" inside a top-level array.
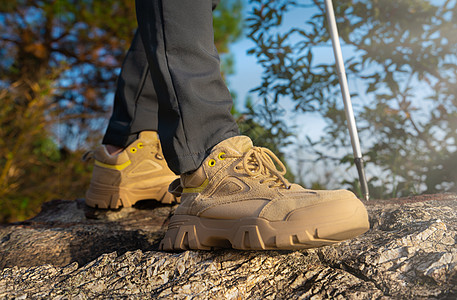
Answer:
[
  {"left": 181, "top": 136, "right": 253, "bottom": 188},
  {"left": 181, "top": 167, "right": 206, "bottom": 188},
  {"left": 215, "top": 135, "right": 253, "bottom": 155}
]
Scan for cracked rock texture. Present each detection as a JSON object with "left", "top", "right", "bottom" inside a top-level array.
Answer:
[{"left": 1, "top": 194, "right": 457, "bottom": 299}]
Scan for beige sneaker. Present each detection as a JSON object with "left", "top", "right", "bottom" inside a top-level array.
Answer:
[
  {"left": 85, "top": 131, "right": 178, "bottom": 209},
  {"left": 160, "top": 136, "right": 369, "bottom": 251}
]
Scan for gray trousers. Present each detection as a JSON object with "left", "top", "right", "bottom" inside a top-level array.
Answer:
[{"left": 103, "top": 0, "right": 239, "bottom": 174}]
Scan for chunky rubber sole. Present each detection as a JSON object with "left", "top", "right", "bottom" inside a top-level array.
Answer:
[
  {"left": 85, "top": 181, "right": 178, "bottom": 209},
  {"left": 159, "top": 205, "right": 369, "bottom": 251}
]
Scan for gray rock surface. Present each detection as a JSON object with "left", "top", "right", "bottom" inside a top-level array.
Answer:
[{"left": 1, "top": 194, "right": 456, "bottom": 299}]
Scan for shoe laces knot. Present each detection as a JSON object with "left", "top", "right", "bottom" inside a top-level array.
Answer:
[{"left": 241, "top": 147, "right": 290, "bottom": 189}]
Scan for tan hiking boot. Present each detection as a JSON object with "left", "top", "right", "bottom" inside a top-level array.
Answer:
[
  {"left": 159, "top": 136, "right": 369, "bottom": 251},
  {"left": 85, "top": 131, "right": 178, "bottom": 209}
]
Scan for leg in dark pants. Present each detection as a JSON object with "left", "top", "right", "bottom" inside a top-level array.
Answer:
[
  {"left": 104, "top": 0, "right": 239, "bottom": 174},
  {"left": 103, "top": 30, "right": 159, "bottom": 148},
  {"left": 135, "top": 0, "right": 239, "bottom": 174}
]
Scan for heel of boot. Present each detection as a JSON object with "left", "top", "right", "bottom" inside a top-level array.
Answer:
[
  {"left": 85, "top": 183, "right": 133, "bottom": 209},
  {"left": 159, "top": 215, "right": 211, "bottom": 251},
  {"left": 157, "top": 185, "right": 179, "bottom": 204},
  {"left": 85, "top": 182, "right": 177, "bottom": 209}
]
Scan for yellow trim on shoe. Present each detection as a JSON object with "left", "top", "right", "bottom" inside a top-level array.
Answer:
[
  {"left": 95, "top": 159, "right": 131, "bottom": 170},
  {"left": 183, "top": 179, "right": 209, "bottom": 194}
]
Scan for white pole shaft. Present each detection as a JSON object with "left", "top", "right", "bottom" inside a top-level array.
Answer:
[{"left": 323, "top": 0, "right": 362, "bottom": 159}]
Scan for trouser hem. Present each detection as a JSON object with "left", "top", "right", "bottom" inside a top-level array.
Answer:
[
  {"left": 166, "top": 131, "right": 239, "bottom": 174},
  {"left": 102, "top": 130, "right": 141, "bottom": 148}
]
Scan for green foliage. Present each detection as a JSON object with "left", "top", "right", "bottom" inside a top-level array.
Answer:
[
  {"left": 213, "top": 0, "right": 244, "bottom": 53},
  {"left": 0, "top": 0, "right": 137, "bottom": 222},
  {"left": 0, "top": 82, "right": 94, "bottom": 223},
  {"left": 214, "top": 0, "right": 244, "bottom": 79},
  {"left": 0, "top": 0, "right": 138, "bottom": 148},
  {"left": 247, "top": 0, "right": 457, "bottom": 198}
]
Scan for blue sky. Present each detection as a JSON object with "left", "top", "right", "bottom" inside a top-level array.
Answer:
[
  {"left": 227, "top": 1, "right": 330, "bottom": 137},
  {"left": 226, "top": 1, "right": 357, "bottom": 144},
  {"left": 228, "top": 2, "right": 318, "bottom": 110}
]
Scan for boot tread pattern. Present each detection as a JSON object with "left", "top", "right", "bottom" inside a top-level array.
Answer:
[{"left": 159, "top": 214, "right": 368, "bottom": 251}]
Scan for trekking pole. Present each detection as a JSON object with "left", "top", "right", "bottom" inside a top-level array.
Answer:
[{"left": 323, "top": 0, "right": 369, "bottom": 201}]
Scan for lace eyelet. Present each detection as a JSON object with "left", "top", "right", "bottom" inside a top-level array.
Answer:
[
  {"left": 130, "top": 147, "right": 137, "bottom": 153},
  {"left": 208, "top": 159, "right": 216, "bottom": 167},
  {"left": 137, "top": 142, "right": 144, "bottom": 149},
  {"left": 218, "top": 152, "right": 226, "bottom": 160},
  {"left": 155, "top": 153, "right": 163, "bottom": 160}
]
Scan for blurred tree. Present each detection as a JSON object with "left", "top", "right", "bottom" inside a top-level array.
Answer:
[
  {"left": 214, "top": 0, "right": 244, "bottom": 79},
  {"left": 247, "top": 0, "right": 457, "bottom": 198},
  {"left": 0, "top": 0, "right": 244, "bottom": 222},
  {"left": 1, "top": 0, "right": 138, "bottom": 146},
  {"left": 0, "top": 78, "right": 94, "bottom": 222}
]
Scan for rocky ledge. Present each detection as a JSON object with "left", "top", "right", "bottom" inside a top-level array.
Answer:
[{"left": 0, "top": 194, "right": 456, "bottom": 299}]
